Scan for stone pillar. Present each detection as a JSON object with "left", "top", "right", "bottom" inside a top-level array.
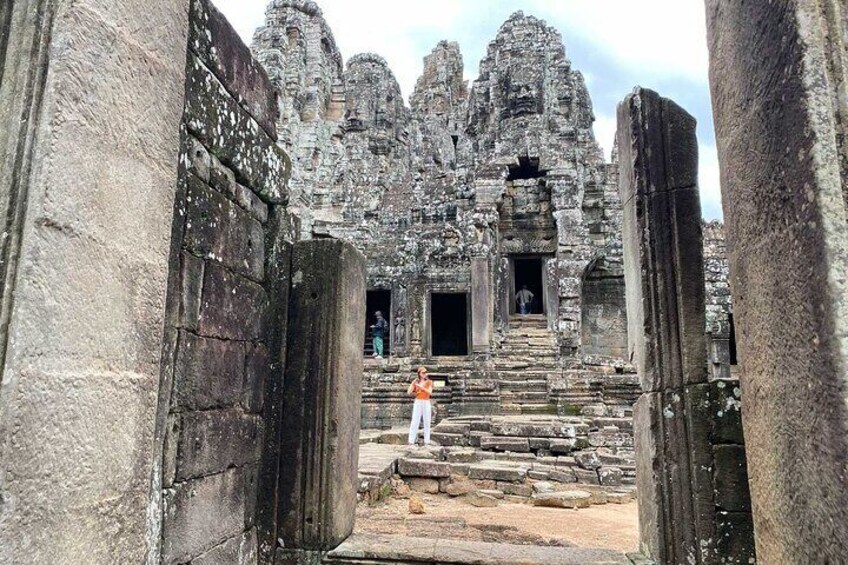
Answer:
[
  {"left": 470, "top": 257, "right": 491, "bottom": 353},
  {"left": 706, "top": 2, "right": 848, "bottom": 561},
  {"left": 276, "top": 240, "right": 366, "bottom": 564},
  {"left": 0, "top": 0, "right": 190, "bottom": 563},
  {"left": 618, "top": 88, "right": 716, "bottom": 563}
]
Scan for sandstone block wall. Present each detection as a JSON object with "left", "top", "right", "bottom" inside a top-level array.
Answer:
[
  {"left": 151, "top": 1, "right": 291, "bottom": 563},
  {"left": 0, "top": 0, "right": 190, "bottom": 563}
]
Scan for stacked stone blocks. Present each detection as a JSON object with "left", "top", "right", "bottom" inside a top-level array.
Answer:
[{"left": 155, "top": 1, "right": 290, "bottom": 563}]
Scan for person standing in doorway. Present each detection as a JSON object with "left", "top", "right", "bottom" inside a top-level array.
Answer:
[
  {"left": 407, "top": 366, "right": 433, "bottom": 446},
  {"left": 515, "top": 284, "right": 534, "bottom": 315},
  {"left": 370, "top": 310, "right": 388, "bottom": 359}
]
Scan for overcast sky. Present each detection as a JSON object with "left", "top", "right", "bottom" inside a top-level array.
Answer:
[{"left": 212, "top": 0, "right": 722, "bottom": 220}]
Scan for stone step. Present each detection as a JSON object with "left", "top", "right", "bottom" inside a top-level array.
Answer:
[
  {"left": 499, "top": 379, "right": 548, "bottom": 389},
  {"left": 500, "top": 392, "right": 550, "bottom": 403},
  {"left": 500, "top": 403, "right": 558, "bottom": 415}
]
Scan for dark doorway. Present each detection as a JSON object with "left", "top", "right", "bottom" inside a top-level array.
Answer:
[
  {"left": 364, "top": 290, "right": 391, "bottom": 357},
  {"left": 430, "top": 293, "right": 468, "bottom": 356},
  {"left": 729, "top": 312, "right": 738, "bottom": 366},
  {"left": 513, "top": 257, "right": 544, "bottom": 315},
  {"left": 507, "top": 156, "right": 547, "bottom": 181}
]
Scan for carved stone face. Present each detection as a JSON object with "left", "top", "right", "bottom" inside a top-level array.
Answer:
[{"left": 504, "top": 77, "right": 542, "bottom": 117}]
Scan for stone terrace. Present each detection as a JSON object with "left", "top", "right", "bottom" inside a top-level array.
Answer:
[{"left": 357, "top": 414, "right": 636, "bottom": 508}]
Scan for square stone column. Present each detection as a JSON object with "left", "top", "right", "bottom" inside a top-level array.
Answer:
[
  {"left": 707, "top": 2, "right": 848, "bottom": 561},
  {"left": 0, "top": 0, "right": 190, "bottom": 562},
  {"left": 471, "top": 257, "right": 491, "bottom": 353},
  {"left": 618, "top": 88, "right": 717, "bottom": 564},
  {"left": 275, "top": 240, "right": 366, "bottom": 562}
]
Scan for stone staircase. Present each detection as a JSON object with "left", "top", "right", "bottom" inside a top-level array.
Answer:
[{"left": 495, "top": 315, "right": 559, "bottom": 414}]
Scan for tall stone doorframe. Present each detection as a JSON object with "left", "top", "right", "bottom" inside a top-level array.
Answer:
[
  {"left": 0, "top": 0, "right": 192, "bottom": 562},
  {"left": 707, "top": 2, "right": 848, "bottom": 562},
  {"left": 618, "top": 88, "right": 754, "bottom": 564}
]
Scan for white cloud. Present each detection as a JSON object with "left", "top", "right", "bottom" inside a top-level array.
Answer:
[
  {"left": 593, "top": 112, "right": 618, "bottom": 161},
  {"left": 211, "top": 0, "right": 721, "bottom": 219},
  {"left": 526, "top": 0, "right": 710, "bottom": 83},
  {"left": 213, "top": 0, "right": 710, "bottom": 96},
  {"left": 699, "top": 143, "right": 723, "bottom": 220}
]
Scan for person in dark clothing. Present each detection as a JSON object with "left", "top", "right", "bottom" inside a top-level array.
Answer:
[{"left": 370, "top": 311, "right": 389, "bottom": 359}]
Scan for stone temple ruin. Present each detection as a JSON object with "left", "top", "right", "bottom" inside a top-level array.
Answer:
[
  {"left": 250, "top": 1, "right": 737, "bottom": 429},
  {"left": 1, "top": 0, "right": 847, "bottom": 564}
]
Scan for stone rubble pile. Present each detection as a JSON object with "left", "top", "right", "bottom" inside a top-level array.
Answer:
[{"left": 357, "top": 414, "right": 636, "bottom": 508}]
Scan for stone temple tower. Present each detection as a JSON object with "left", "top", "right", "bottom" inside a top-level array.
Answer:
[{"left": 253, "top": 4, "right": 637, "bottom": 426}]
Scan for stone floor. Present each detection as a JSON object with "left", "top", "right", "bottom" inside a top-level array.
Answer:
[
  {"left": 354, "top": 427, "right": 642, "bottom": 564},
  {"left": 326, "top": 533, "right": 633, "bottom": 565},
  {"left": 355, "top": 495, "right": 639, "bottom": 552}
]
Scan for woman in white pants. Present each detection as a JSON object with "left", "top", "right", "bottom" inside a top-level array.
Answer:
[{"left": 407, "top": 366, "right": 433, "bottom": 446}]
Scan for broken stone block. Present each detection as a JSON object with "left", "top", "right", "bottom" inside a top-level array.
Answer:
[
  {"left": 549, "top": 469, "right": 577, "bottom": 484},
  {"left": 479, "top": 489, "right": 505, "bottom": 499},
  {"left": 490, "top": 422, "right": 577, "bottom": 438},
  {"left": 379, "top": 430, "right": 409, "bottom": 445},
  {"left": 442, "top": 476, "right": 476, "bottom": 497},
  {"left": 397, "top": 458, "right": 451, "bottom": 479},
  {"left": 430, "top": 432, "right": 465, "bottom": 447},
  {"left": 407, "top": 478, "right": 440, "bottom": 494},
  {"left": 498, "top": 482, "right": 533, "bottom": 497},
  {"left": 588, "top": 431, "right": 633, "bottom": 448},
  {"left": 480, "top": 436, "right": 530, "bottom": 452},
  {"left": 532, "top": 481, "right": 555, "bottom": 494},
  {"left": 494, "top": 452, "right": 537, "bottom": 463},
  {"left": 449, "top": 463, "right": 470, "bottom": 476},
  {"left": 573, "top": 468, "right": 600, "bottom": 485},
  {"left": 433, "top": 423, "right": 471, "bottom": 435},
  {"left": 465, "top": 491, "right": 499, "bottom": 507},
  {"left": 408, "top": 494, "right": 426, "bottom": 514},
  {"left": 587, "top": 491, "right": 609, "bottom": 505},
  {"left": 467, "top": 464, "right": 527, "bottom": 482},
  {"left": 574, "top": 451, "right": 602, "bottom": 469},
  {"left": 531, "top": 491, "right": 592, "bottom": 509},
  {"left": 393, "top": 482, "right": 412, "bottom": 498},
  {"left": 471, "top": 479, "right": 497, "bottom": 490},
  {"left": 528, "top": 438, "right": 552, "bottom": 450},
  {"left": 606, "top": 492, "right": 632, "bottom": 504},
  {"left": 446, "top": 450, "right": 478, "bottom": 463},
  {"left": 598, "top": 466, "right": 623, "bottom": 487},
  {"left": 550, "top": 438, "right": 576, "bottom": 454},
  {"left": 468, "top": 431, "right": 490, "bottom": 446}
]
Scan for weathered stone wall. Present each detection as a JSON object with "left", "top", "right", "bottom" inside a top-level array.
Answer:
[
  {"left": 0, "top": 0, "right": 190, "bottom": 562},
  {"left": 707, "top": 1, "right": 848, "bottom": 561},
  {"left": 151, "top": 1, "right": 291, "bottom": 563},
  {"left": 703, "top": 221, "right": 734, "bottom": 380}
]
